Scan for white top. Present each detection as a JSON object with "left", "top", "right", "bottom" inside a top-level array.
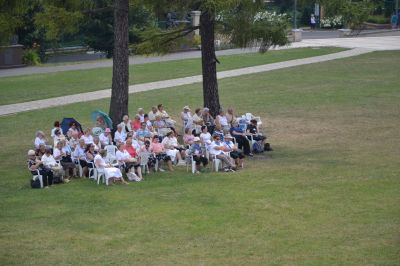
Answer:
[
  {"left": 148, "top": 111, "right": 157, "bottom": 121},
  {"left": 51, "top": 127, "right": 63, "bottom": 138},
  {"left": 53, "top": 147, "right": 63, "bottom": 160},
  {"left": 34, "top": 137, "right": 46, "bottom": 149},
  {"left": 138, "top": 114, "right": 145, "bottom": 122},
  {"left": 99, "top": 133, "right": 111, "bottom": 146},
  {"left": 209, "top": 141, "right": 225, "bottom": 156},
  {"left": 114, "top": 131, "right": 127, "bottom": 144},
  {"left": 94, "top": 154, "right": 105, "bottom": 168},
  {"left": 162, "top": 136, "right": 178, "bottom": 149},
  {"left": 216, "top": 115, "right": 228, "bottom": 126},
  {"left": 74, "top": 145, "right": 86, "bottom": 160},
  {"left": 119, "top": 121, "right": 132, "bottom": 133},
  {"left": 41, "top": 154, "right": 58, "bottom": 167},
  {"left": 200, "top": 132, "right": 212, "bottom": 145},
  {"left": 80, "top": 135, "right": 94, "bottom": 145},
  {"left": 116, "top": 150, "right": 131, "bottom": 163}
]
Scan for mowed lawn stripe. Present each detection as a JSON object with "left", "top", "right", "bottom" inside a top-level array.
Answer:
[{"left": 0, "top": 47, "right": 346, "bottom": 105}]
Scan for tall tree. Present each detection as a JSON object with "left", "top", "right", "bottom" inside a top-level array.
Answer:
[
  {"left": 137, "top": 0, "right": 290, "bottom": 117},
  {"left": 109, "top": 0, "right": 129, "bottom": 130}
]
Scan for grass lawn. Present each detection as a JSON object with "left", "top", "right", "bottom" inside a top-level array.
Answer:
[
  {"left": 0, "top": 47, "right": 347, "bottom": 105},
  {"left": 0, "top": 51, "right": 399, "bottom": 265}
]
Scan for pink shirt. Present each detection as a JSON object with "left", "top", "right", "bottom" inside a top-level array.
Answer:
[{"left": 150, "top": 143, "right": 164, "bottom": 153}]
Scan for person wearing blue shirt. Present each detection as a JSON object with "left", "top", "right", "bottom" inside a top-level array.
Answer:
[
  {"left": 230, "top": 121, "right": 253, "bottom": 156},
  {"left": 189, "top": 137, "right": 208, "bottom": 173}
]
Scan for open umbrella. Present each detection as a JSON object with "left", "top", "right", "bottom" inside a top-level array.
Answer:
[
  {"left": 61, "top": 118, "right": 83, "bottom": 136},
  {"left": 91, "top": 110, "right": 113, "bottom": 130}
]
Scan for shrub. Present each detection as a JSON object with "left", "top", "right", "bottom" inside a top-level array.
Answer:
[
  {"left": 23, "top": 49, "right": 41, "bottom": 65},
  {"left": 367, "top": 15, "right": 390, "bottom": 24},
  {"left": 320, "top": 16, "right": 344, "bottom": 29}
]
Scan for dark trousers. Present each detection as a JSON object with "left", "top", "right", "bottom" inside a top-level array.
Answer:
[
  {"left": 36, "top": 169, "right": 53, "bottom": 186},
  {"left": 234, "top": 136, "right": 251, "bottom": 155},
  {"left": 193, "top": 155, "right": 208, "bottom": 166}
]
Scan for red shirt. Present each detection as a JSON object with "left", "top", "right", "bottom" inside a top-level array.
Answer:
[
  {"left": 131, "top": 120, "right": 141, "bottom": 130},
  {"left": 124, "top": 144, "right": 138, "bottom": 158}
]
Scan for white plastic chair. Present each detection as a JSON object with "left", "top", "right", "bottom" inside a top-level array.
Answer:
[
  {"left": 31, "top": 169, "right": 44, "bottom": 188},
  {"left": 211, "top": 154, "right": 223, "bottom": 172},
  {"left": 104, "top": 145, "right": 118, "bottom": 166},
  {"left": 186, "top": 155, "right": 197, "bottom": 174},
  {"left": 140, "top": 152, "right": 151, "bottom": 175}
]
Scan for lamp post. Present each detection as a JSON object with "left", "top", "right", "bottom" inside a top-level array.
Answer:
[{"left": 294, "top": 0, "right": 297, "bottom": 29}]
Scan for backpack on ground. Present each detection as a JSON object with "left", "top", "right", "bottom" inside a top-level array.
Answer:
[{"left": 252, "top": 141, "right": 264, "bottom": 153}]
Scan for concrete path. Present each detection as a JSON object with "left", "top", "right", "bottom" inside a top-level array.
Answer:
[
  {"left": 1, "top": 35, "right": 399, "bottom": 78},
  {"left": 0, "top": 47, "right": 373, "bottom": 116}
]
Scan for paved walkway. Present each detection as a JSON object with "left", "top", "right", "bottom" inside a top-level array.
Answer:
[
  {"left": 0, "top": 47, "right": 374, "bottom": 116},
  {"left": 1, "top": 35, "right": 399, "bottom": 78}
]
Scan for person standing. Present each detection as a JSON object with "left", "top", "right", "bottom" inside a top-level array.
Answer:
[
  {"left": 310, "top": 14, "right": 316, "bottom": 30},
  {"left": 391, "top": 13, "right": 398, "bottom": 29}
]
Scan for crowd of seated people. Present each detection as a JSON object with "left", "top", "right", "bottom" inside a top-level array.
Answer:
[{"left": 27, "top": 104, "right": 270, "bottom": 188}]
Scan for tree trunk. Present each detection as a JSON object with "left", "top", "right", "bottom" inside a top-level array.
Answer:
[
  {"left": 200, "top": 11, "right": 221, "bottom": 118},
  {"left": 109, "top": 0, "right": 129, "bottom": 132}
]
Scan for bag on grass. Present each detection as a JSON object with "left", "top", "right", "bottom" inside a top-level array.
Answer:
[
  {"left": 252, "top": 141, "right": 264, "bottom": 154},
  {"left": 30, "top": 177, "right": 41, "bottom": 189}
]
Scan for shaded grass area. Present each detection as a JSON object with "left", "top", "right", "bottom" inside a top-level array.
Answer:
[
  {"left": 0, "top": 47, "right": 346, "bottom": 105},
  {"left": 0, "top": 51, "right": 399, "bottom": 265}
]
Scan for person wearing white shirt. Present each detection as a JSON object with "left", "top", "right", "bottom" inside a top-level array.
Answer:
[
  {"left": 42, "top": 148, "right": 63, "bottom": 178},
  {"left": 80, "top": 128, "right": 94, "bottom": 145},
  {"left": 209, "top": 134, "right": 236, "bottom": 171},
  {"left": 34, "top": 131, "right": 48, "bottom": 149},
  {"left": 119, "top": 115, "right": 132, "bottom": 134},
  {"left": 94, "top": 150, "right": 125, "bottom": 183},
  {"left": 99, "top": 128, "right": 113, "bottom": 147},
  {"left": 114, "top": 124, "right": 127, "bottom": 145},
  {"left": 148, "top": 106, "right": 158, "bottom": 122},
  {"left": 50, "top": 121, "right": 63, "bottom": 139},
  {"left": 73, "top": 139, "right": 88, "bottom": 177},
  {"left": 200, "top": 126, "right": 212, "bottom": 146},
  {"left": 137, "top": 108, "right": 145, "bottom": 122},
  {"left": 161, "top": 131, "right": 185, "bottom": 165},
  {"left": 115, "top": 144, "right": 141, "bottom": 182}
]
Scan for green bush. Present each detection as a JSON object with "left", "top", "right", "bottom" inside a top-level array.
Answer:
[
  {"left": 22, "top": 49, "right": 41, "bottom": 65},
  {"left": 367, "top": 15, "right": 390, "bottom": 24}
]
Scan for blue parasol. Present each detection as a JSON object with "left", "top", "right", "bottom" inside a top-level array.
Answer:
[{"left": 91, "top": 110, "right": 113, "bottom": 130}]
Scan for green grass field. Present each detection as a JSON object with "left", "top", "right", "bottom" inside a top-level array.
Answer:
[
  {"left": 0, "top": 51, "right": 399, "bottom": 265},
  {"left": 0, "top": 47, "right": 346, "bottom": 105}
]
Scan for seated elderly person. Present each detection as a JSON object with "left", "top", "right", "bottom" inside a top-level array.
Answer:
[
  {"left": 80, "top": 128, "right": 94, "bottom": 145},
  {"left": 157, "top": 103, "right": 176, "bottom": 127},
  {"left": 99, "top": 128, "right": 113, "bottom": 147},
  {"left": 53, "top": 141, "right": 75, "bottom": 181},
  {"left": 150, "top": 135, "right": 173, "bottom": 171},
  {"left": 201, "top": 107, "right": 215, "bottom": 134},
  {"left": 95, "top": 149, "right": 126, "bottom": 184},
  {"left": 137, "top": 108, "right": 145, "bottom": 122},
  {"left": 183, "top": 128, "right": 195, "bottom": 146},
  {"left": 230, "top": 121, "right": 253, "bottom": 157},
  {"left": 135, "top": 122, "right": 153, "bottom": 143},
  {"left": 67, "top": 121, "right": 80, "bottom": 139},
  {"left": 153, "top": 115, "right": 170, "bottom": 137},
  {"left": 119, "top": 115, "right": 132, "bottom": 134},
  {"left": 27, "top": 149, "right": 54, "bottom": 188},
  {"left": 192, "top": 108, "right": 204, "bottom": 135},
  {"left": 161, "top": 131, "right": 186, "bottom": 165},
  {"left": 209, "top": 134, "right": 237, "bottom": 172},
  {"left": 215, "top": 109, "right": 231, "bottom": 134},
  {"left": 116, "top": 143, "right": 141, "bottom": 182},
  {"left": 189, "top": 137, "right": 208, "bottom": 173},
  {"left": 50, "top": 121, "right": 63, "bottom": 140},
  {"left": 246, "top": 119, "right": 270, "bottom": 151},
  {"left": 226, "top": 108, "right": 236, "bottom": 127},
  {"left": 131, "top": 115, "right": 142, "bottom": 131},
  {"left": 114, "top": 124, "right": 127, "bottom": 145},
  {"left": 41, "top": 147, "right": 64, "bottom": 181},
  {"left": 73, "top": 139, "right": 89, "bottom": 177},
  {"left": 223, "top": 134, "right": 244, "bottom": 169},
  {"left": 36, "top": 143, "right": 47, "bottom": 158},
  {"left": 181, "top": 105, "right": 193, "bottom": 129},
  {"left": 34, "top": 131, "right": 49, "bottom": 150},
  {"left": 148, "top": 106, "right": 158, "bottom": 122}
]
